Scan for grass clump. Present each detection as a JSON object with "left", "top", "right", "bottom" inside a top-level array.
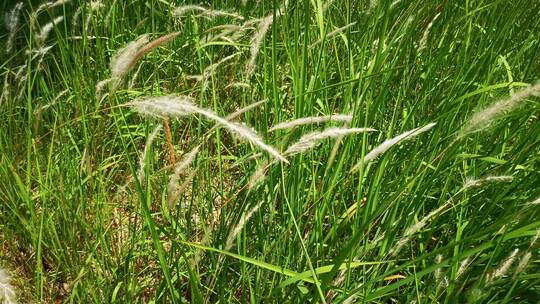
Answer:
[{"left": 0, "top": 0, "right": 539, "bottom": 303}]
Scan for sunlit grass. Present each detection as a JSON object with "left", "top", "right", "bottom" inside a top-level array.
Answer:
[{"left": 1, "top": 0, "right": 539, "bottom": 303}]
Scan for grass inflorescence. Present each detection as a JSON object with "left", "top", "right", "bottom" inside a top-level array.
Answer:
[{"left": 0, "top": 0, "right": 539, "bottom": 303}]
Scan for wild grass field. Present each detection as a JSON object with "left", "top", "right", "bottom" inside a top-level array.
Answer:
[{"left": 1, "top": 0, "right": 539, "bottom": 303}]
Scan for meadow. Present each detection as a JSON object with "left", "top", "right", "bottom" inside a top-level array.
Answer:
[{"left": 1, "top": 0, "right": 539, "bottom": 303}]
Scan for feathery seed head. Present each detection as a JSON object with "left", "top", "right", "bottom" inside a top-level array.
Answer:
[
  {"left": 246, "top": 0, "right": 289, "bottom": 78},
  {"left": 173, "top": 5, "right": 206, "bottom": 17},
  {"left": 309, "top": 22, "right": 356, "bottom": 48},
  {"left": 463, "top": 175, "right": 513, "bottom": 189},
  {"left": 417, "top": 13, "right": 441, "bottom": 53},
  {"left": 36, "top": 16, "right": 64, "bottom": 45},
  {"left": 224, "top": 99, "right": 267, "bottom": 121},
  {"left": 285, "top": 127, "right": 376, "bottom": 156},
  {"left": 514, "top": 252, "right": 531, "bottom": 277},
  {"left": 136, "top": 125, "right": 162, "bottom": 182},
  {"left": 108, "top": 32, "right": 181, "bottom": 89},
  {"left": 5, "top": 3, "right": 23, "bottom": 54},
  {"left": 248, "top": 160, "right": 271, "bottom": 189},
  {"left": 225, "top": 201, "right": 264, "bottom": 250},
  {"left": 173, "top": 5, "right": 242, "bottom": 20},
  {"left": 460, "top": 83, "right": 540, "bottom": 136},
  {"left": 128, "top": 96, "right": 287, "bottom": 163},
  {"left": 110, "top": 34, "right": 150, "bottom": 82},
  {"left": 351, "top": 122, "right": 436, "bottom": 172},
  {"left": 487, "top": 248, "right": 519, "bottom": 282},
  {"left": 35, "top": 0, "right": 70, "bottom": 15},
  {"left": 269, "top": 114, "right": 353, "bottom": 132},
  {"left": 524, "top": 196, "right": 540, "bottom": 206},
  {"left": 168, "top": 145, "right": 200, "bottom": 207},
  {"left": 0, "top": 268, "right": 17, "bottom": 304},
  {"left": 457, "top": 257, "right": 472, "bottom": 279}
]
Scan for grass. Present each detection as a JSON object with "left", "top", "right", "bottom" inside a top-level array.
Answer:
[{"left": 1, "top": 0, "right": 539, "bottom": 303}]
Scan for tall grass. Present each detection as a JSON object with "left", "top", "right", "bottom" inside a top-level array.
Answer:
[{"left": 1, "top": 0, "right": 539, "bottom": 303}]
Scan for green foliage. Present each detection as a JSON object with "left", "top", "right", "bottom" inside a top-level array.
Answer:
[{"left": 1, "top": 0, "right": 539, "bottom": 303}]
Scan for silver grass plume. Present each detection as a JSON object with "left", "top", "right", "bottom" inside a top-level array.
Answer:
[
  {"left": 136, "top": 125, "right": 162, "bottom": 183},
  {"left": 486, "top": 249, "right": 519, "bottom": 283},
  {"left": 201, "top": 24, "right": 254, "bottom": 45},
  {"left": 200, "top": 53, "right": 240, "bottom": 92},
  {"left": 207, "top": 99, "right": 268, "bottom": 135},
  {"left": 309, "top": 22, "right": 356, "bottom": 48},
  {"left": 460, "top": 82, "right": 540, "bottom": 136},
  {"left": 0, "top": 268, "right": 17, "bottom": 304},
  {"left": 127, "top": 96, "right": 288, "bottom": 163},
  {"left": 417, "top": 13, "right": 441, "bottom": 53},
  {"left": 269, "top": 114, "right": 353, "bottom": 132},
  {"left": 390, "top": 201, "right": 451, "bottom": 256},
  {"left": 5, "top": 3, "right": 23, "bottom": 54},
  {"left": 351, "top": 122, "right": 436, "bottom": 171},
  {"left": 225, "top": 201, "right": 264, "bottom": 250},
  {"left": 524, "top": 196, "right": 540, "bottom": 206},
  {"left": 456, "top": 257, "right": 472, "bottom": 279},
  {"left": 246, "top": 0, "right": 289, "bottom": 79},
  {"left": 285, "top": 127, "right": 375, "bottom": 156},
  {"left": 108, "top": 32, "right": 180, "bottom": 89},
  {"left": 173, "top": 169, "right": 197, "bottom": 208},
  {"left": 225, "top": 99, "right": 267, "bottom": 121},
  {"left": 36, "top": 16, "right": 64, "bottom": 45},
  {"left": 168, "top": 145, "right": 200, "bottom": 207},
  {"left": 35, "top": 0, "right": 70, "bottom": 15},
  {"left": 512, "top": 227, "right": 540, "bottom": 278},
  {"left": 110, "top": 35, "right": 150, "bottom": 86},
  {"left": 513, "top": 252, "right": 531, "bottom": 278},
  {"left": 248, "top": 160, "right": 271, "bottom": 189},
  {"left": 95, "top": 78, "right": 113, "bottom": 101},
  {"left": 173, "top": 5, "right": 243, "bottom": 20},
  {"left": 85, "top": 1, "right": 105, "bottom": 33},
  {"left": 463, "top": 175, "right": 513, "bottom": 189},
  {"left": 34, "top": 89, "right": 69, "bottom": 114}
]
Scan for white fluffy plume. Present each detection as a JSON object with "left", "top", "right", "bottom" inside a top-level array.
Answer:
[
  {"left": 285, "top": 127, "right": 376, "bottom": 156},
  {"left": 351, "top": 122, "right": 436, "bottom": 171},
  {"left": 460, "top": 82, "right": 540, "bottom": 136},
  {"left": 5, "top": 3, "right": 23, "bottom": 54},
  {"left": 0, "top": 268, "right": 17, "bottom": 304},
  {"left": 168, "top": 145, "right": 200, "bottom": 207},
  {"left": 269, "top": 114, "right": 353, "bottom": 132},
  {"left": 127, "top": 96, "right": 287, "bottom": 163}
]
